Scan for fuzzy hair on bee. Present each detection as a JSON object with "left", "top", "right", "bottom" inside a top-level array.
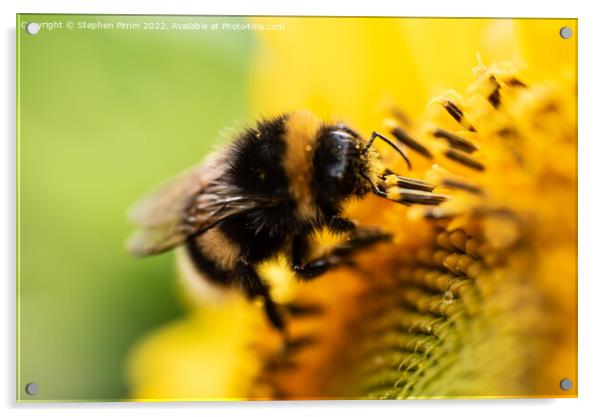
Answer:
[{"left": 127, "top": 110, "right": 447, "bottom": 330}]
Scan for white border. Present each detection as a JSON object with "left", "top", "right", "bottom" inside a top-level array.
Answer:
[
  {"left": 1, "top": 0, "right": 585, "bottom": 17},
  {"left": 3, "top": 1, "right": 601, "bottom": 416}
]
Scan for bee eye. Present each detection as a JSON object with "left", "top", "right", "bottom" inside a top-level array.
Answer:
[
  {"left": 327, "top": 157, "right": 347, "bottom": 180},
  {"left": 313, "top": 126, "right": 367, "bottom": 201},
  {"left": 325, "top": 132, "right": 354, "bottom": 178}
]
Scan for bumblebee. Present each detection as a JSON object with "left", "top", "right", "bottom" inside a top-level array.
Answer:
[{"left": 127, "top": 111, "right": 446, "bottom": 330}]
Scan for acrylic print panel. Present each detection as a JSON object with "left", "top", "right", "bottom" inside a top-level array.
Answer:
[{"left": 16, "top": 15, "right": 577, "bottom": 401}]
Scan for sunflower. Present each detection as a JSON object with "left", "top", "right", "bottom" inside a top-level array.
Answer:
[{"left": 126, "top": 17, "right": 576, "bottom": 400}]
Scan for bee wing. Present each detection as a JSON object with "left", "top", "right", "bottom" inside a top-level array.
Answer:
[
  {"left": 127, "top": 152, "right": 224, "bottom": 256},
  {"left": 127, "top": 151, "right": 277, "bottom": 257}
]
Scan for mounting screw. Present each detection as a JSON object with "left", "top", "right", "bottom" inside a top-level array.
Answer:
[
  {"left": 559, "top": 26, "right": 573, "bottom": 39},
  {"left": 26, "top": 22, "right": 40, "bottom": 35},
  {"left": 25, "top": 382, "right": 38, "bottom": 395},
  {"left": 559, "top": 378, "right": 573, "bottom": 391}
]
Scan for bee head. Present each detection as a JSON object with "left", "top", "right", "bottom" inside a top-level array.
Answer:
[
  {"left": 312, "top": 123, "right": 417, "bottom": 213},
  {"left": 312, "top": 125, "right": 375, "bottom": 208}
]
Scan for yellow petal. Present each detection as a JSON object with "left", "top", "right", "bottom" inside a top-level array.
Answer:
[
  {"left": 126, "top": 298, "right": 279, "bottom": 401},
  {"left": 249, "top": 17, "right": 426, "bottom": 131},
  {"left": 396, "top": 18, "right": 492, "bottom": 98},
  {"left": 514, "top": 19, "right": 577, "bottom": 80}
]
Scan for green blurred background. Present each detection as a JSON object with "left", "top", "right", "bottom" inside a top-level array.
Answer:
[{"left": 17, "top": 14, "right": 255, "bottom": 401}]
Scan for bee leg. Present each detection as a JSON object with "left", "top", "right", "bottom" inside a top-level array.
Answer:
[
  {"left": 329, "top": 215, "right": 356, "bottom": 233},
  {"left": 292, "top": 255, "right": 340, "bottom": 280},
  {"left": 236, "top": 261, "right": 285, "bottom": 331},
  {"left": 292, "top": 234, "right": 329, "bottom": 279},
  {"left": 263, "top": 295, "right": 286, "bottom": 332},
  {"left": 284, "top": 302, "right": 324, "bottom": 317},
  {"left": 329, "top": 227, "right": 392, "bottom": 261},
  {"left": 292, "top": 228, "right": 391, "bottom": 280}
]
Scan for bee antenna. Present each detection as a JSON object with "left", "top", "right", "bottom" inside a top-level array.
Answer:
[{"left": 363, "top": 132, "right": 412, "bottom": 170}]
